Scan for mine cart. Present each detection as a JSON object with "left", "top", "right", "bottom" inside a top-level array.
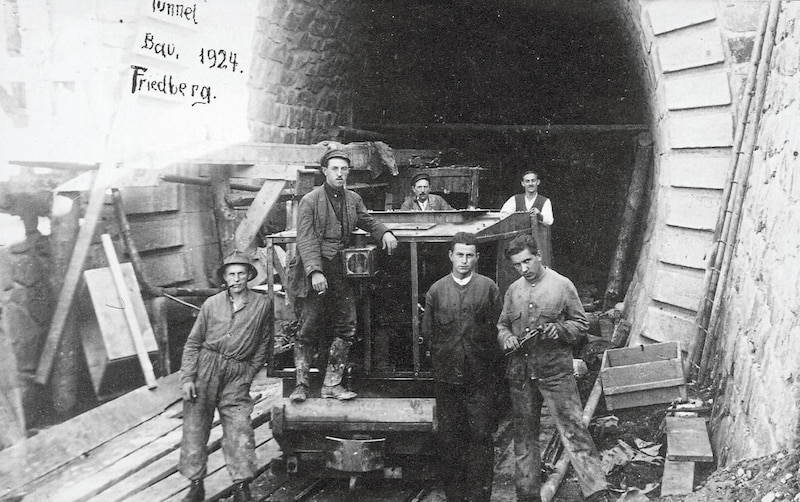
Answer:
[{"left": 263, "top": 210, "right": 533, "bottom": 483}]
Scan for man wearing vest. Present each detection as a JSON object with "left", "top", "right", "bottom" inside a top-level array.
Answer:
[
  {"left": 500, "top": 170, "right": 554, "bottom": 225},
  {"left": 287, "top": 148, "right": 398, "bottom": 403}
]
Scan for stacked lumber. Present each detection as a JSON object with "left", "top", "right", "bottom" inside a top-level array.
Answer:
[
  {"left": 661, "top": 416, "right": 714, "bottom": 495},
  {"left": 0, "top": 373, "right": 282, "bottom": 501}
]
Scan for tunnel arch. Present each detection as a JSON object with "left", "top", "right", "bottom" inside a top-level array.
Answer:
[{"left": 247, "top": 0, "right": 738, "bottom": 358}]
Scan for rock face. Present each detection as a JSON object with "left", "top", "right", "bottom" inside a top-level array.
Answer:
[
  {"left": 0, "top": 234, "right": 55, "bottom": 432},
  {"left": 711, "top": 2, "right": 800, "bottom": 464}
]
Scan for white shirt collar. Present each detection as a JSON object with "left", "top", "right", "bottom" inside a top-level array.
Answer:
[{"left": 452, "top": 273, "right": 473, "bottom": 286}]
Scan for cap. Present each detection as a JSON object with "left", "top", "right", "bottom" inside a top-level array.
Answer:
[
  {"left": 411, "top": 172, "right": 431, "bottom": 186},
  {"left": 319, "top": 148, "right": 351, "bottom": 168},
  {"left": 216, "top": 251, "right": 258, "bottom": 284}
]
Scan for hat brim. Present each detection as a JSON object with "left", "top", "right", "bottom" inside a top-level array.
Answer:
[{"left": 217, "top": 262, "right": 258, "bottom": 285}]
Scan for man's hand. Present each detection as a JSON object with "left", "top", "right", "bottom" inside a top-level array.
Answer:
[
  {"left": 382, "top": 232, "right": 398, "bottom": 256},
  {"left": 541, "top": 323, "right": 560, "bottom": 340},
  {"left": 311, "top": 271, "right": 328, "bottom": 294},
  {"left": 502, "top": 335, "right": 521, "bottom": 352},
  {"left": 182, "top": 381, "right": 197, "bottom": 402}
]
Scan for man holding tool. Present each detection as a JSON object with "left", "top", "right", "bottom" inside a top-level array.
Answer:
[{"left": 498, "top": 234, "right": 612, "bottom": 502}]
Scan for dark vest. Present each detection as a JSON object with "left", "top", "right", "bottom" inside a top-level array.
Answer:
[{"left": 514, "top": 194, "right": 547, "bottom": 212}]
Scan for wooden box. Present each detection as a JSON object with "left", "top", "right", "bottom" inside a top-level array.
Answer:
[
  {"left": 80, "top": 263, "right": 159, "bottom": 399},
  {"left": 600, "top": 341, "right": 686, "bottom": 410}
]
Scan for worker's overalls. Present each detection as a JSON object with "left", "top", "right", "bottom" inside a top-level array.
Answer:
[{"left": 180, "top": 348, "right": 257, "bottom": 481}]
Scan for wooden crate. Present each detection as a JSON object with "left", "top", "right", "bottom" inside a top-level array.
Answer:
[{"left": 600, "top": 341, "right": 686, "bottom": 410}]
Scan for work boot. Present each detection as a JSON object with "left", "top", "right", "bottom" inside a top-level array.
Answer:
[
  {"left": 182, "top": 479, "right": 204, "bottom": 502},
  {"left": 321, "top": 384, "right": 357, "bottom": 400},
  {"left": 231, "top": 480, "right": 251, "bottom": 502},
  {"left": 289, "top": 384, "right": 308, "bottom": 403}
]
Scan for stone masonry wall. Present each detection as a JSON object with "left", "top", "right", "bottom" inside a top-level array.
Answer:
[
  {"left": 247, "top": 0, "right": 360, "bottom": 144},
  {"left": 711, "top": 1, "right": 800, "bottom": 464}
]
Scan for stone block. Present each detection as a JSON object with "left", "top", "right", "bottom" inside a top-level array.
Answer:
[
  {"left": 659, "top": 226, "right": 714, "bottom": 270},
  {"left": 721, "top": 2, "right": 764, "bottom": 32},
  {"left": 12, "top": 255, "right": 43, "bottom": 287},
  {"left": 664, "top": 70, "right": 732, "bottom": 110},
  {"left": 283, "top": 129, "right": 298, "bottom": 144},
  {"left": 652, "top": 266, "right": 705, "bottom": 312},
  {"left": 666, "top": 149, "right": 730, "bottom": 189},
  {"left": 668, "top": 109, "right": 733, "bottom": 148},
  {"left": 728, "top": 35, "right": 755, "bottom": 64},
  {"left": 642, "top": 305, "right": 698, "bottom": 353},
  {"left": 666, "top": 189, "right": 722, "bottom": 231},
  {"left": 647, "top": 1, "right": 716, "bottom": 35},
  {"left": 665, "top": 187, "right": 722, "bottom": 231},
  {"left": 3, "top": 303, "right": 46, "bottom": 373},
  {"left": 657, "top": 24, "right": 725, "bottom": 73},
  {"left": 273, "top": 103, "right": 290, "bottom": 127}
]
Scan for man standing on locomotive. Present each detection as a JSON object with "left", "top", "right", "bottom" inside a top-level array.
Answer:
[
  {"left": 421, "top": 232, "right": 502, "bottom": 502},
  {"left": 288, "top": 148, "right": 398, "bottom": 402},
  {"left": 498, "top": 234, "right": 612, "bottom": 502}
]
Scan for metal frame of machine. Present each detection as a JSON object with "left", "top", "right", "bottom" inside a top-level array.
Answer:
[{"left": 262, "top": 210, "right": 534, "bottom": 483}]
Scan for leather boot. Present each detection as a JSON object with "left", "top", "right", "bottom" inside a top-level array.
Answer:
[
  {"left": 232, "top": 480, "right": 251, "bottom": 502},
  {"left": 289, "top": 384, "right": 308, "bottom": 403},
  {"left": 291, "top": 343, "right": 312, "bottom": 402},
  {"left": 322, "top": 338, "right": 356, "bottom": 400},
  {"left": 182, "top": 478, "right": 204, "bottom": 502}
]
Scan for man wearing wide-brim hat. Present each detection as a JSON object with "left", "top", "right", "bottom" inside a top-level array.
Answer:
[
  {"left": 178, "top": 251, "right": 272, "bottom": 502},
  {"left": 400, "top": 172, "right": 454, "bottom": 211},
  {"left": 287, "top": 148, "right": 398, "bottom": 402}
]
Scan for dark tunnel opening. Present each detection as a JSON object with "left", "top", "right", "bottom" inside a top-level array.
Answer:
[{"left": 348, "top": 0, "right": 649, "bottom": 296}]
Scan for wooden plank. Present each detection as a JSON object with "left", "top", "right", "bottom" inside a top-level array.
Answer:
[
  {"left": 281, "top": 398, "right": 434, "bottom": 424},
  {"left": 604, "top": 386, "right": 687, "bottom": 411},
  {"left": 84, "top": 263, "right": 159, "bottom": 360},
  {"left": 124, "top": 397, "right": 276, "bottom": 502},
  {"left": 117, "top": 184, "right": 180, "bottom": 214},
  {"left": 141, "top": 251, "right": 194, "bottom": 287},
  {"left": 128, "top": 217, "right": 185, "bottom": 252},
  {"left": 13, "top": 407, "right": 183, "bottom": 500},
  {"left": 0, "top": 372, "right": 181, "bottom": 495},
  {"left": 666, "top": 417, "right": 714, "bottom": 462},
  {"left": 605, "top": 341, "right": 681, "bottom": 367},
  {"left": 166, "top": 427, "right": 279, "bottom": 502},
  {"left": 234, "top": 177, "right": 287, "bottom": 253},
  {"left": 101, "top": 234, "right": 158, "bottom": 389},
  {"left": 661, "top": 459, "right": 695, "bottom": 495},
  {"left": 601, "top": 360, "right": 684, "bottom": 393},
  {"left": 36, "top": 163, "right": 117, "bottom": 384}
]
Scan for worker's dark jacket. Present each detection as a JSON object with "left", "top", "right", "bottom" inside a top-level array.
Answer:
[
  {"left": 497, "top": 268, "right": 588, "bottom": 380},
  {"left": 289, "top": 185, "right": 389, "bottom": 298},
  {"left": 422, "top": 273, "right": 502, "bottom": 385}
]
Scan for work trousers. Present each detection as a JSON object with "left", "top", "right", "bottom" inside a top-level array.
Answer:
[
  {"left": 180, "top": 349, "right": 256, "bottom": 482},
  {"left": 435, "top": 381, "right": 495, "bottom": 502},
  {"left": 295, "top": 257, "right": 357, "bottom": 387},
  {"left": 509, "top": 372, "right": 607, "bottom": 501}
]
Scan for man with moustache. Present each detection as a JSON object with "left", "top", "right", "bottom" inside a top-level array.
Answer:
[
  {"left": 498, "top": 234, "right": 612, "bottom": 502},
  {"left": 288, "top": 148, "right": 398, "bottom": 402},
  {"left": 179, "top": 252, "right": 272, "bottom": 502},
  {"left": 421, "top": 232, "right": 501, "bottom": 502},
  {"left": 400, "top": 172, "right": 454, "bottom": 210}
]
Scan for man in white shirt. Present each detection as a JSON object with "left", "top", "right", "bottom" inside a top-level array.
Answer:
[{"left": 500, "top": 171, "right": 554, "bottom": 226}]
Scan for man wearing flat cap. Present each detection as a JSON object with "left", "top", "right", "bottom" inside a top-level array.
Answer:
[
  {"left": 288, "top": 148, "right": 398, "bottom": 403},
  {"left": 179, "top": 251, "right": 272, "bottom": 502},
  {"left": 400, "top": 172, "right": 454, "bottom": 211}
]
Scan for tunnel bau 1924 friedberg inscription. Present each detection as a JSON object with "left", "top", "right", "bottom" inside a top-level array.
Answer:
[{"left": 129, "top": 1, "right": 243, "bottom": 106}]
